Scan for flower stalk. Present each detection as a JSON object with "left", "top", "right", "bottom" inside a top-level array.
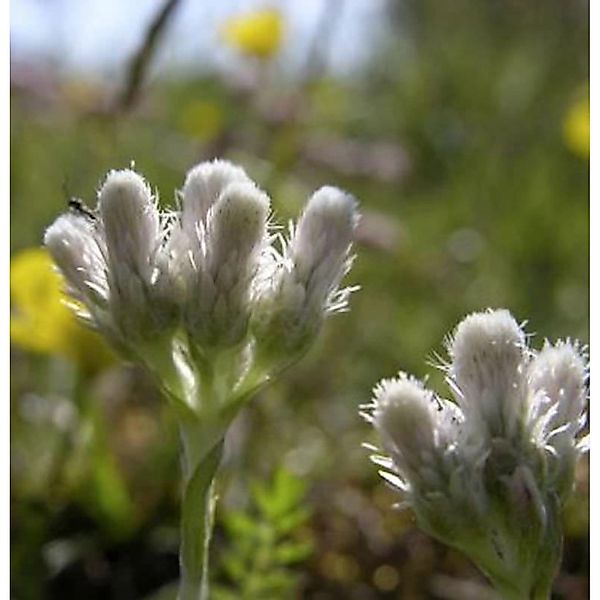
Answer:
[
  {"left": 178, "top": 431, "right": 223, "bottom": 600},
  {"left": 45, "top": 159, "right": 359, "bottom": 599}
]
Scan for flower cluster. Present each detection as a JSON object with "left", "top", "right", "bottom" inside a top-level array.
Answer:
[
  {"left": 45, "top": 160, "right": 358, "bottom": 417},
  {"left": 363, "top": 309, "right": 588, "bottom": 598},
  {"left": 45, "top": 159, "right": 358, "bottom": 599}
]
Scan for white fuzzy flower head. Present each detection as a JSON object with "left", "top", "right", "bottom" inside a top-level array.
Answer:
[
  {"left": 180, "top": 159, "right": 251, "bottom": 231},
  {"left": 365, "top": 309, "right": 588, "bottom": 598},
  {"left": 290, "top": 186, "right": 357, "bottom": 304},
  {"left": 448, "top": 309, "right": 528, "bottom": 439},
  {"left": 528, "top": 340, "right": 587, "bottom": 437},
  {"left": 44, "top": 212, "right": 110, "bottom": 329},
  {"left": 184, "top": 181, "right": 270, "bottom": 348},
  {"left": 252, "top": 186, "right": 358, "bottom": 365},
  {"left": 368, "top": 373, "right": 462, "bottom": 496},
  {"left": 99, "top": 170, "right": 158, "bottom": 283},
  {"left": 99, "top": 169, "right": 178, "bottom": 342},
  {"left": 527, "top": 340, "right": 588, "bottom": 497},
  {"left": 45, "top": 159, "right": 358, "bottom": 417}
]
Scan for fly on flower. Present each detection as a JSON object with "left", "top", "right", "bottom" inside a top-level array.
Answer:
[{"left": 68, "top": 197, "right": 97, "bottom": 221}]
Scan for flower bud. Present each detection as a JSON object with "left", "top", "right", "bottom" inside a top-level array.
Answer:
[
  {"left": 375, "top": 376, "right": 442, "bottom": 477},
  {"left": 185, "top": 181, "right": 270, "bottom": 348},
  {"left": 44, "top": 212, "right": 110, "bottom": 328},
  {"left": 169, "top": 160, "right": 255, "bottom": 319},
  {"left": 448, "top": 309, "right": 527, "bottom": 439},
  {"left": 252, "top": 186, "right": 358, "bottom": 363},
  {"left": 181, "top": 159, "right": 251, "bottom": 232},
  {"left": 291, "top": 187, "right": 357, "bottom": 304},
  {"left": 528, "top": 340, "right": 588, "bottom": 496},
  {"left": 528, "top": 340, "right": 587, "bottom": 436},
  {"left": 369, "top": 373, "right": 463, "bottom": 496},
  {"left": 99, "top": 169, "right": 177, "bottom": 341}
]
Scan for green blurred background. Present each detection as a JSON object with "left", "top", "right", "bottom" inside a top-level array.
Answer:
[{"left": 10, "top": 0, "right": 589, "bottom": 598}]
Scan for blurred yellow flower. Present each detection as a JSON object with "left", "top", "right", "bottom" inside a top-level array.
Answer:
[
  {"left": 11, "top": 248, "right": 72, "bottom": 354},
  {"left": 10, "top": 248, "right": 112, "bottom": 372},
  {"left": 563, "top": 93, "right": 589, "bottom": 159},
  {"left": 222, "top": 8, "right": 283, "bottom": 59}
]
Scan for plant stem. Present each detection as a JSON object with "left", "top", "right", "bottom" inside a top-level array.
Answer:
[
  {"left": 178, "top": 422, "right": 224, "bottom": 600},
  {"left": 174, "top": 346, "right": 267, "bottom": 599},
  {"left": 487, "top": 571, "right": 552, "bottom": 600}
]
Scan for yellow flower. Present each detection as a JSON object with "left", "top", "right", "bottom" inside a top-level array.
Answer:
[
  {"left": 563, "top": 93, "right": 589, "bottom": 159},
  {"left": 222, "top": 8, "right": 283, "bottom": 59},
  {"left": 10, "top": 248, "right": 112, "bottom": 372}
]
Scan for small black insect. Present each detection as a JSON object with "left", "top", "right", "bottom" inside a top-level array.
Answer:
[{"left": 68, "top": 197, "right": 97, "bottom": 221}]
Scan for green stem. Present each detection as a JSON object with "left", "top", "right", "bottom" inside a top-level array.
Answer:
[
  {"left": 479, "top": 546, "right": 557, "bottom": 600},
  {"left": 489, "top": 578, "right": 551, "bottom": 600},
  {"left": 178, "top": 424, "right": 224, "bottom": 600},
  {"left": 475, "top": 551, "right": 555, "bottom": 600},
  {"left": 174, "top": 344, "right": 274, "bottom": 599},
  {"left": 488, "top": 580, "right": 532, "bottom": 600}
]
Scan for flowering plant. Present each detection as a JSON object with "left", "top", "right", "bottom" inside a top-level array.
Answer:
[
  {"left": 363, "top": 309, "right": 588, "bottom": 600},
  {"left": 45, "top": 159, "right": 358, "bottom": 599}
]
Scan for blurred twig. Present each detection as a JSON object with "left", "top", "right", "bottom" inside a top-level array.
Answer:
[
  {"left": 303, "top": 0, "right": 346, "bottom": 83},
  {"left": 116, "top": 0, "right": 183, "bottom": 112}
]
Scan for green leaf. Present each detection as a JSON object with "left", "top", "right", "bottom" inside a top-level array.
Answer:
[
  {"left": 251, "top": 467, "right": 307, "bottom": 520},
  {"left": 220, "top": 553, "right": 246, "bottom": 582},
  {"left": 210, "top": 585, "right": 240, "bottom": 600},
  {"left": 223, "top": 512, "right": 259, "bottom": 538},
  {"left": 273, "top": 468, "right": 307, "bottom": 507},
  {"left": 273, "top": 540, "right": 313, "bottom": 565},
  {"left": 92, "top": 452, "right": 135, "bottom": 535},
  {"left": 274, "top": 507, "right": 311, "bottom": 535},
  {"left": 256, "top": 568, "right": 297, "bottom": 594},
  {"left": 215, "top": 467, "right": 312, "bottom": 599}
]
